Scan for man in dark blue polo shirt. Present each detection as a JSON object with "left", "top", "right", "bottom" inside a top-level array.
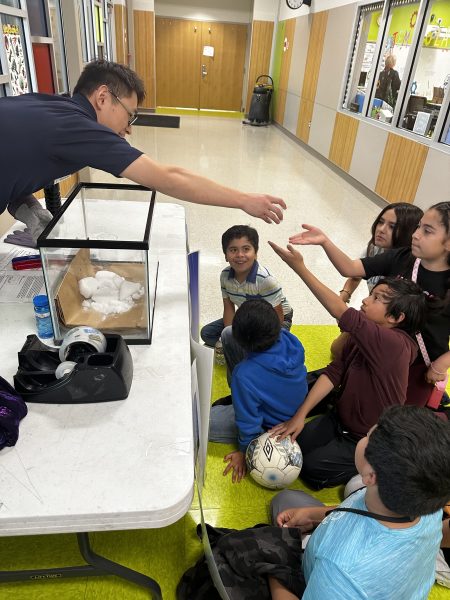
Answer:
[{"left": 0, "top": 60, "right": 286, "bottom": 245}]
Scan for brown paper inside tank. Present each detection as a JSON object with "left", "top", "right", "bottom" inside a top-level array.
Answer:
[{"left": 55, "top": 248, "right": 147, "bottom": 330}]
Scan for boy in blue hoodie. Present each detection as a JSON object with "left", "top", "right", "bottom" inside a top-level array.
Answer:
[{"left": 209, "top": 299, "right": 308, "bottom": 483}]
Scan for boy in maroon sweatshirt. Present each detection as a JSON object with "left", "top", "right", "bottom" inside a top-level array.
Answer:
[{"left": 269, "top": 242, "right": 427, "bottom": 489}]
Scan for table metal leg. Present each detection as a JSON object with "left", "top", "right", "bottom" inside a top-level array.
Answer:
[
  {"left": 0, "top": 532, "right": 162, "bottom": 599},
  {"left": 77, "top": 532, "right": 162, "bottom": 598}
]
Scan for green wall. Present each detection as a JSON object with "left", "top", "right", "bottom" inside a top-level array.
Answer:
[{"left": 271, "top": 20, "right": 286, "bottom": 119}]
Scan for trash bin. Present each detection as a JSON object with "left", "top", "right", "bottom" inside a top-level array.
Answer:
[{"left": 243, "top": 75, "right": 273, "bottom": 126}]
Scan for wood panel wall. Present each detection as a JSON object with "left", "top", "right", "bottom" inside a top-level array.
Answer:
[
  {"left": 375, "top": 133, "right": 429, "bottom": 203},
  {"left": 245, "top": 20, "right": 274, "bottom": 114},
  {"left": 296, "top": 11, "right": 328, "bottom": 143},
  {"left": 134, "top": 10, "right": 156, "bottom": 109},
  {"left": 114, "top": 3, "right": 128, "bottom": 65},
  {"left": 329, "top": 112, "right": 360, "bottom": 172},
  {"left": 273, "top": 18, "right": 295, "bottom": 125}
]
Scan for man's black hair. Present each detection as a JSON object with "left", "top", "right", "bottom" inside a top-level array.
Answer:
[
  {"left": 365, "top": 405, "right": 450, "bottom": 517},
  {"left": 232, "top": 299, "right": 280, "bottom": 353},
  {"left": 221, "top": 225, "right": 259, "bottom": 254},
  {"left": 73, "top": 60, "right": 146, "bottom": 104},
  {"left": 372, "top": 276, "right": 427, "bottom": 334}
]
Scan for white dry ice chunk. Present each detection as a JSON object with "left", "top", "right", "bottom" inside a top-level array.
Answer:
[
  {"left": 95, "top": 270, "right": 117, "bottom": 280},
  {"left": 113, "top": 275, "right": 124, "bottom": 289},
  {"left": 89, "top": 299, "right": 132, "bottom": 315},
  {"left": 132, "top": 288, "right": 145, "bottom": 300},
  {"left": 119, "top": 280, "right": 142, "bottom": 301},
  {"left": 78, "top": 269, "right": 143, "bottom": 316},
  {"left": 79, "top": 276, "right": 99, "bottom": 299}
]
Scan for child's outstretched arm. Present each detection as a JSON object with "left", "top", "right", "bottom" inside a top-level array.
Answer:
[
  {"left": 288, "top": 225, "right": 365, "bottom": 278},
  {"left": 269, "top": 242, "right": 349, "bottom": 320},
  {"left": 269, "top": 374, "right": 334, "bottom": 441}
]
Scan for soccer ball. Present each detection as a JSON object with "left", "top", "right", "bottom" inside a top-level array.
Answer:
[{"left": 245, "top": 432, "right": 302, "bottom": 490}]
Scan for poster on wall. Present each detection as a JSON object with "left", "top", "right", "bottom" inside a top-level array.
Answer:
[{"left": 3, "top": 23, "right": 29, "bottom": 95}]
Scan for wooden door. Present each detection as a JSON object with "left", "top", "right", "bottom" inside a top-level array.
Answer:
[
  {"left": 155, "top": 17, "right": 201, "bottom": 108},
  {"left": 199, "top": 22, "right": 247, "bottom": 111},
  {"left": 155, "top": 18, "right": 247, "bottom": 111}
]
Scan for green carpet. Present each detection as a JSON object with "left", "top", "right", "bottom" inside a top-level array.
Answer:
[{"left": 0, "top": 325, "right": 448, "bottom": 599}]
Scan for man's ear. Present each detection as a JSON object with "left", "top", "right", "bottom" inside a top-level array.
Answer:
[
  {"left": 91, "top": 85, "right": 109, "bottom": 110},
  {"left": 387, "top": 311, "right": 405, "bottom": 326}
]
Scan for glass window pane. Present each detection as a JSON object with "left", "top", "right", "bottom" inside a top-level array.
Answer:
[
  {"left": 368, "top": 0, "right": 420, "bottom": 123},
  {"left": 400, "top": 0, "right": 450, "bottom": 138},
  {"left": 0, "top": 1, "right": 21, "bottom": 8},
  {"left": 27, "top": 0, "right": 49, "bottom": 37},
  {"left": 48, "top": 0, "right": 68, "bottom": 93},
  {"left": 441, "top": 111, "right": 450, "bottom": 145},
  {"left": 1, "top": 15, "right": 32, "bottom": 95},
  {"left": 342, "top": 2, "right": 384, "bottom": 114},
  {"left": 75, "top": 0, "right": 88, "bottom": 62}
]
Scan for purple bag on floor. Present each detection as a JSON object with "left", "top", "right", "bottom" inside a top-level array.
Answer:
[{"left": 0, "top": 375, "right": 28, "bottom": 450}]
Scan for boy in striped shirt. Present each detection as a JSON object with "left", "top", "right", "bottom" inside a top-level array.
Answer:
[{"left": 201, "top": 225, "right": 293, "bottom": 350}]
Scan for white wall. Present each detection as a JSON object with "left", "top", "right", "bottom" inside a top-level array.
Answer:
[
  {"left": 278, "top": 0, "right": 358, "bottom": 21},
  {"left": 253, "top": 0, "right": 278, "bottom": 21},
  {"left": 154, "top": 0, "right": 253, "bottom": 23},
  {"left": 133, "top": 0, "right": 155, "bottom": 9}
]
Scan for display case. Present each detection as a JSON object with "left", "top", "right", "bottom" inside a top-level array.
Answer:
[{"left": 37, "top": 182, "right": 157, "bottom": 344}]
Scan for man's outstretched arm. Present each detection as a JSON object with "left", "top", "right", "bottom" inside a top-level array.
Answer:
[{"left": 121, "top": 154, "right": 286, "bottom": 224}]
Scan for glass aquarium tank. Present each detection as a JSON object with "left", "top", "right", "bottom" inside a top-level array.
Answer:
[{"left": 37, "top": 182, "right": 157, "bottom": 344}]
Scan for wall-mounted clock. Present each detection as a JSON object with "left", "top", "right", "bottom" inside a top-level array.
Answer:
[{"left": 286, "top": 0, "right": 311, "bottom": 8}]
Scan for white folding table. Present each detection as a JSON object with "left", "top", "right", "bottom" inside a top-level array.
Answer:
[{"left": 0, "top": 203, "right": 194, "bottom": 598}]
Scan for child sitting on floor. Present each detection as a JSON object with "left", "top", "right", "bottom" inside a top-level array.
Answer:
[
  {"left": 288, "top": 202, "right": 450, "bottom": 409},
  {"left": 200, "top": 225, "right": 293, "bottom": 349},
  {"left": 190, "top": 406, "right": 450, "bottom": 600},
  {"left": 208, "top": 299, "right": 307, "bottom": 483},
  {"left": 269, "top": 241, "right": 427, "bottom": 489}
]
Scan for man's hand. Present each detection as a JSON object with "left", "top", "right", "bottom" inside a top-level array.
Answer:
[
  {"left": 269, "top": 414, "right": 305, "bottom": 442},
  {"left": 277, "top": 507, "right": 321, "bottom": 531},
  {"left": 8, "top": 196, "right": 52, "bottom": 246},
  {"left": 288, "top": 224, "right": 328, "bottom": 246},
  {"left": 242, "top": 194, "right": 286, "bottom": 224},
  {"left": 269, "top": 241, "right": 304, "bottom": 271},
  {"left": 223, "top": 450, "right": 246, "bottom": 483}
]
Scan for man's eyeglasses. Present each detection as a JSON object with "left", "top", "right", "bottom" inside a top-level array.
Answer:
[{"left": 108, "top": 89, "right": 138, "bottom": 126}]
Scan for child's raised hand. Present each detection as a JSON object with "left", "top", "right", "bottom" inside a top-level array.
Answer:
[
  {"left": 289, "top": 224, "right": 327, "bottom": 246},
  {"left": 269, "top": 414, "right": 305, "bottom": 442},
  {"left": 223, "top": 451, "right": 247, "bottom": 483},
  {"left": 269, "top": 241, "right": 304, "bottom": 270}
]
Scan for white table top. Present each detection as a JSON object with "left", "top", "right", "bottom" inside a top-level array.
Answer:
[{"left": 0, "top": 202, "right": 194, "bottom": 536}]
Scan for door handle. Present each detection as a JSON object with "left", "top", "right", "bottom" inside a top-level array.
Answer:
[{"left": 202, "top": 64, "right": 207, "bottom": 79}]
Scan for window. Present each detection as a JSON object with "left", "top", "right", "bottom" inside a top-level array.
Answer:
[
  {"left": 367, "top": 0, "right": 421, "bottom": 124},
  {"left": 342, "top": 0, "right": 450, "bottom": 149},
  {"left": 342, "top": 2, "right": 384, "bottom": 114},
  {"left": 1, "top": 14, "right": 32, "bottom": 95},
  {"left": 27, "top": 0, "right": 49, "bottom": 37},
  {"left": 441, "top": 107, "right": 450, "bottom": 145},
  {"left": 0, "top": 1, "right": 21, "bottom": 8},
  {"left": 399, "top": 0, "right": 450, "bottom": 138},
  {"left": 48, "top": 0, "right": 68, "bottom": 93}
]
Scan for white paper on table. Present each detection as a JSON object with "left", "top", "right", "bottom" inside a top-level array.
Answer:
[
  {"left": 0, "top": 272, "right": 45, "bottom": 302},
  {"left": 203, "top": 45, "right": 214, "bottom": 57},
  {"left": 0, "top": 247, "right": 45, "bottom": 302}
]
